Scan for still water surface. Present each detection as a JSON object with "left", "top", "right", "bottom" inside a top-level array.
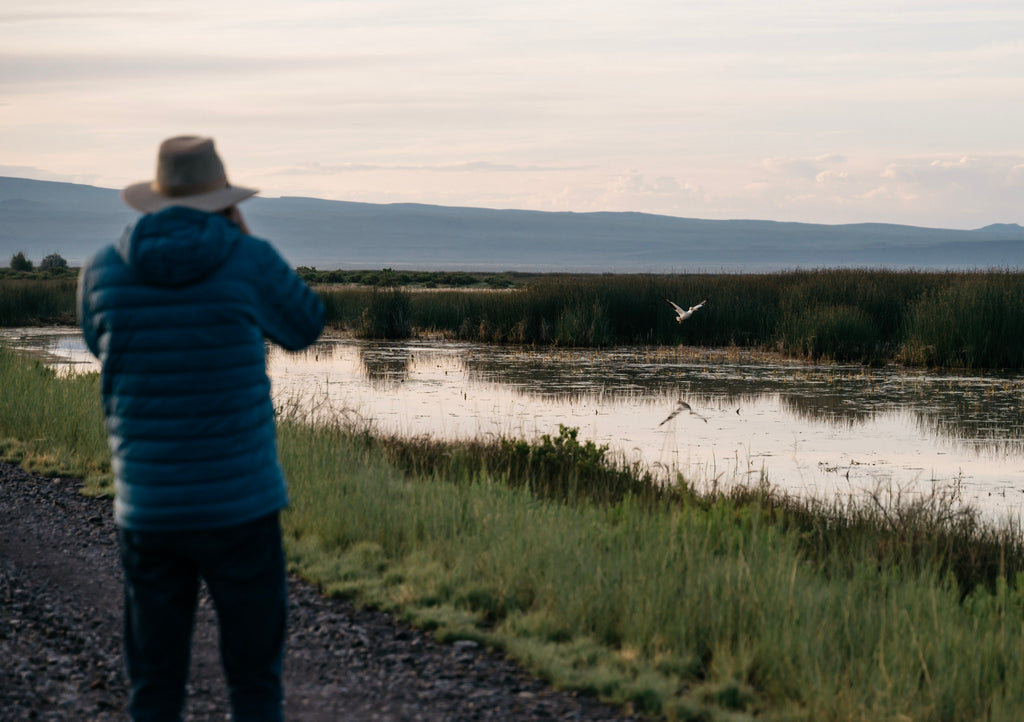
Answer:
[{"left": 6, "top": 327, "right": 1024, "bottom": 520}]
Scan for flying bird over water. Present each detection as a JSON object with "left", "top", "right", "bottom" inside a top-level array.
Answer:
[
  {"left": 658, "top": 398, "right": 708, "bottom": 426},
  {"left": 665, "top": 298, "right": 706, "bottom": 323}
]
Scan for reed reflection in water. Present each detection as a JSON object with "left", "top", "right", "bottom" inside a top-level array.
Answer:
[
  {"left": 5, "top": 328, "right": 1024, "bottom": 520},
  {"left": 268, "top": 335, "right": 1024, "bottom": 520}
]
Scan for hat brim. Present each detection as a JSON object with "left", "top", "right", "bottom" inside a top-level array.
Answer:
[{"left": 121, "top": 181, "right": 258, "bottom": 213}]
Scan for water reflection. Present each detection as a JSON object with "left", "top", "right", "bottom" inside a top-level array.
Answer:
[
  {"left": 0, "top": 327, "right": 99, "bottom": 375},
  {"left": 4, "top": 328, "right": 1024, "bottom": 519},
  {"left": 273, "top": 338, "right": 1024, "bottom": 519},
  {"left": 463, "top": 344, "right": 1024, "bottom": 455},
  {"left": 358, "top": 346, "right": 412, "bottom": 387}
]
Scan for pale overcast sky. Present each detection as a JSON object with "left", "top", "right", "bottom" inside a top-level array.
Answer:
[{"left": 3, "top": 1, "right": 1024, "bottom": 228}]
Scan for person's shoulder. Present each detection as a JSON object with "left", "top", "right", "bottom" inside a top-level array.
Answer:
[
  {"left": 235, "top": 231, "right": 279, "bottom": 253},
  {"left": 231, "top": 233, "right": 291, "bottom": 270},
  {"left": 82, "top": 243, "right": 125, "bottom": 273}
]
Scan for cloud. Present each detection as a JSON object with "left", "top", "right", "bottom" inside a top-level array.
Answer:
[
  {"left": 744, "top": 153, "right": 1024, "bottom": 227},
  {"left": 0, "top": 52, "right": 388, "bottom": 90},
  {"left": 580, "top": 172, "right": 707, "bottom": 214},
  {"left": 882, "top": 155, "right": 1024, "bottom": 191},
  {"left": 270, "top": 160, "right": 584, "bottom": 176},
  {"left": 760, "top": 153, "right": 847, "bottom": 181},
  {"left": 814, "top": 169, "right": 849, "bottom": 185},
  {"left": 0, "top": 9, "right": 127, "bottom": 23},
  {"left": 0, "top": 164, "right": 106, "bottom": 185}
]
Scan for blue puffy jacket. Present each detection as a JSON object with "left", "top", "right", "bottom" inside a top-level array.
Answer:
[{"left": 78, "top": 206, "right": 325, "bottom": 531}]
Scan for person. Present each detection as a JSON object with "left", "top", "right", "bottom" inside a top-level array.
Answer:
[{"left": 77, "top": 135, "right": 325, "bottom": 721}]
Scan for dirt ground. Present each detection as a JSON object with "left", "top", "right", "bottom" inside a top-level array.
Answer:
[{"left": 0, "top": 462, "right": 643, "bottom": 721}]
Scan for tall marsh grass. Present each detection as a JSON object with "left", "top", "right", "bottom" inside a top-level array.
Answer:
[
  {"left": 6, "top": 269, "right": 1024, "bottom": 367},
  {"left": 315, "top": 269, "right": 1024, "bottom": 368},
  {"left": 0, "top": 277, "right": 77, "bottom": 325},
  {"left": 899, "top": 271, "right": 1024, "bottom": 368}
]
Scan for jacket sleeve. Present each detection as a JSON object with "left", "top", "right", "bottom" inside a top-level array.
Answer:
[{"left": 251, "top": 239, "right": 325, "bottom": 351}]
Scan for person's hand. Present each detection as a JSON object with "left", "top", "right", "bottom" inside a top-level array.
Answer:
[{"left": 224, "top": 205, "right": 251, "bottom": 234}]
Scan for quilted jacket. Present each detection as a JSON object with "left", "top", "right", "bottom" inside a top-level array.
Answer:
[{"left": 78, "top": 206, "right": 325, "bottom": 530}]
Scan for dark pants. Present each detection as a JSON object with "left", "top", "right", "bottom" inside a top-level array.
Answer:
[{"left": 118, "top": 513, "right": 287, "bottom": 722}]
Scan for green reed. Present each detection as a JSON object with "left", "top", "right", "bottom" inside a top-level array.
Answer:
[
  {"left": 7, "top": 269, "right": 1024, "bottom": 368},
  {"left": 315, "top": 269, "right": 1024, "bottom": 368},
  {"left": 899, "top": 271, "right": 1024, "bottom": 368},
  {"left": 354, "top": 287, "right": 413, "bottom": 339},
  {"left": 0, "top": 277, "right": 78, "bottom": 325}
]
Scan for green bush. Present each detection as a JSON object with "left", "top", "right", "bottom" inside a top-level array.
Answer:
[{"left": 9, "top": 251, "right": 33, "bottom": 272}]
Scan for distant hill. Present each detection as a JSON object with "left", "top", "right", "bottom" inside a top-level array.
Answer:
[{"left": 2, "top": 176, "right": 1022, "bottom": 272}]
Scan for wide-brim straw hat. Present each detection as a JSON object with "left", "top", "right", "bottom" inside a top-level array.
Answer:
[{"left": 121, "top": 136, "right": 258, "bottom": 213}]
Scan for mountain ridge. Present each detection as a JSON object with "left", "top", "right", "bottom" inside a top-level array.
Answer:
[{"left": 1, "top": 176, "right": 1022, "bottom": 271}]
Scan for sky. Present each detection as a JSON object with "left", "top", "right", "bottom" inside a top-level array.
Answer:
[{"left": 3, "top": 1, "right": 1024, "bottom": 229}]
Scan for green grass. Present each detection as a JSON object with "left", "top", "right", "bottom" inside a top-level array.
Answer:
[
  {"left": 7, "top": 343, "right": 1024, "bottom": 719},
  {"left": 0, "top": 345, "right": 109, "bottom": 486},
  {"left": 279, "top": 419, "right": 1024, "bottom": 721}
]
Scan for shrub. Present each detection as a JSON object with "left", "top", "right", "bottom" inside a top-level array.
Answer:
[
  {"left": 39, "top": 253, "right": 68, "bottom": 272},
  {"left": 9, "top": 252, "right": 33, "bottom": 272}
]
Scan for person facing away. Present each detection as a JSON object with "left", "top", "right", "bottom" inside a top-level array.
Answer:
[{"left": 77, "top": 135, "right": 325, "bottom": 721}]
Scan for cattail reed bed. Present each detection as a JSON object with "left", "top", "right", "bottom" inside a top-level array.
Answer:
[
  {"left": 324, "top": 268, "right": 1024, "bottom": 369},
  {"left": 7, "top": 268, "right": 1024, "bottom": 368},
  {"left": 5, "top": 342, "right": 1024, "bottom": 718},
  {"left": 0, "top": 277, "right": 78, "bottom": 326}
]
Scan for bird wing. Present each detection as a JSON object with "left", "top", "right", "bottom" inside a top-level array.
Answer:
[
  {"left": 689, "top": 300, "right": 707, "bottom": 312},
  {"left": 658, "top": 408, "right": 681, "bottom": 426},
  {"left": 665, "top": 299, "right": 685, "bottom": 315},
  {"left": 679, "top": 400, "right": 708, "bottom": 422}
]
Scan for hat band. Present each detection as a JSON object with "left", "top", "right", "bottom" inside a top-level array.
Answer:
[{"left": 153, "top": 178, "right": 228, "bottom": 198}]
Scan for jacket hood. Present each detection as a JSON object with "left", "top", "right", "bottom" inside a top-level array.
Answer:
[{"left": 117, "top": 206, "right": 241, "bottom": 287}]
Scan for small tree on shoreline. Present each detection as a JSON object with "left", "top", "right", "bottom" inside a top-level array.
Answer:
[
  {"left": 9, "top": 251, "right": 33, "bottom": 272},
  {"left": 39, "top": 253, "right": 68, "bottom": 272}
]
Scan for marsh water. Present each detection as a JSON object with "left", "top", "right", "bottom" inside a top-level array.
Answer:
[{"left": 6, "top": 327, "right": 1024, "bottom": 521}]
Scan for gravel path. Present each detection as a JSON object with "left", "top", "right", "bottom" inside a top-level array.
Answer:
[{"left": 0, "top": 462, "right": 644, "bottom": 721}]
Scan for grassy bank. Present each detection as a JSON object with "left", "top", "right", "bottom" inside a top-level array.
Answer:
[
  {"left": 6, "top": 269, "right": 1024, "bottom": 368},
  {"left": 4, "top": 344, "right": 1024, "bottom": 720}
]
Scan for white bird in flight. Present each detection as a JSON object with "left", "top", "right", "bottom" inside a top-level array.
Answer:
[
  {"left": 658, "top": 398, "right": 708, "bottom": 426},
  {"left": 665, "top": 298, "right": 706, "bottom": 323}
]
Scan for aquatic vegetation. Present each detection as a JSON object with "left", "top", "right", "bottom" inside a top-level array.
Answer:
[
  {"left": 0, "top": 277, "right": 78, "bottom": 325},
  {"left": 355, "top": 287, "right": 413, "bottom": 339},
  {"left": 316, "top": 269, "right": 1024, "bottom": 369},
  {"left": 6, "top": 268, "right": 1024, "bottom": 367}
]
